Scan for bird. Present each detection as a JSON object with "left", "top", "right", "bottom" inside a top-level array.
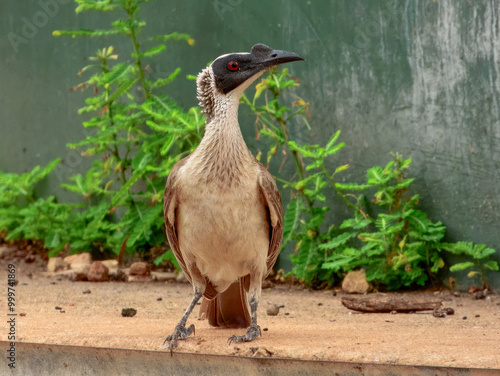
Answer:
[{"left": 163, "top": 43, "right": 303, "bottom": 352}]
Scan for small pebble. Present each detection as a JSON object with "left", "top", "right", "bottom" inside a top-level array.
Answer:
[
  {"left": 55, "top": 306, "right": 62, "bottom": 310},
  {"left": 50, "top": 282, "right": 57, "bottom": 285},
  {"left": 157, "top": 297, "right": 163, "bottom": 301},
  {"left": 475, "top": 314, "right": 480, "bottom": 318},
  {"left": 263, "top": 328, "right": 268, "bottom": 332},
  {"left": 463, "top": 316, "right": 467, "bottom": 320},
  {"left": 317, "top": 303, "right": 323, "bottom": 306},
  {"left": 121, "top": 308, "right": 137, "bottom": 317},
  {"left": 284, "top": 312, "right": 290, "bottom": 316},
  {"left": 433, "top": 307, "right": 447, "bottom": 318},
  {"left": 82, "top": 289, "right": 91, "bottom": 294},
  {"left": 60, "top": 311, "right": 66, "bottom": 313},
  {"left": 20, "top": 313, "right": 26, "bottom": 317},
  {"left": 266, "top": 304, "right": 280, "bottom": 316}
]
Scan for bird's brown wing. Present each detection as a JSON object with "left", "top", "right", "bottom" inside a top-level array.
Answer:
[
  {"left": 257, "top": 164, "right": 284, "bottom": 276},
  {"left": 163, "top": 157, "right": 191, "bottom": 282},
  {"left": 164, "top": 157, "right": 218, "bottom": 300}
]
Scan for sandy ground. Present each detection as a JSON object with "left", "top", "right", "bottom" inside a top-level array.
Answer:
[{"left": 1, "top": 257, "right": 499, "bottom": 369}]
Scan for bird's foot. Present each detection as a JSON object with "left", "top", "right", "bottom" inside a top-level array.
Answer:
[
  {"left": 227, "top": 324, "right": 261, "bottom": 345},
  {"left": 162, "top": 323, "right": 195, "bottom": 354}
]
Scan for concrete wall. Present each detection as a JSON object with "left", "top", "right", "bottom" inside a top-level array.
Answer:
[{"left": 1, "top": 0, "right": 499, "bottom": 287}]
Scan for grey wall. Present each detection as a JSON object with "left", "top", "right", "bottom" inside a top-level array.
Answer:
[{"left": 1, "top": 0, "right": 499, "bottom": 287}]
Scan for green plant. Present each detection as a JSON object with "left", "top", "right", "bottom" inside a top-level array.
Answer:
[
  {"left": 442, "top": 242, "right": 498, "bottom": 287},
  {"left": 48, "top": 0, "right": 202, "bottom": 262},
  {"left": 324, "top": 154, "right": 451, "bottom": 289},
  {"left": 0, "top": 159, "right": 76, "bottom": 247}
]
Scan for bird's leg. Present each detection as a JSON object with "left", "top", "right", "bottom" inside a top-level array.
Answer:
[
  {"left": 228, "top": 293, "right": 261, "bottom": 344},
  {"left": 163, "top": 289, "right": 202, "bottom": 354}
]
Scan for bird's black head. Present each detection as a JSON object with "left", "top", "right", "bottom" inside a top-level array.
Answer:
[{"left": 211, "top": 43, "right": 304, "bottom": 94}]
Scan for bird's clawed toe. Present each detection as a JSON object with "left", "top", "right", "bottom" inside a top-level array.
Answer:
[
  {"left": 227, "top": 324, "right": 261, "bottom": 345},
  {"left": 163, "top": 323, "right": 195, "bottom": 354}
]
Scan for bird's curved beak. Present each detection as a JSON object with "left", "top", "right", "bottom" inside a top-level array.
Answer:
[
  {"left": 262, "top": 49, "right": 304, "bottom": 67},
  {"left": 249, "top": 44, "right": 304, "bottom": 70}
]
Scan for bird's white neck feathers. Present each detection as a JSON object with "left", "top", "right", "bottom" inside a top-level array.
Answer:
[{"left": 191, "top": 66, "right": 263, "bottom": 185}]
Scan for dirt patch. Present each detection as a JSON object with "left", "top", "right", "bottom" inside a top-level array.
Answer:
[{"left": 1, "top": 252, "right": 499, "bottom": 368}]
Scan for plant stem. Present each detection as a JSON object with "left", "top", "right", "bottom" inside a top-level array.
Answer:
[
  {"left": 320, "top": 163, "right": 356, "bottom": 210},
  {"left": 477, "top": 258, "right": 486, "bottom": 287},
  {"left": 126, "top": 1, "right": 149, "bottom": 99}
]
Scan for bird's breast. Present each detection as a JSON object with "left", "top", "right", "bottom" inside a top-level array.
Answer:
[{"left": 175, "top": 171, "right": 269, "bottom": 292}]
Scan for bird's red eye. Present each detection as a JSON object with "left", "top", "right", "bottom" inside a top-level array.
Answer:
[{"left": 228, "top": 61, "right": 239, "bottom": 71}]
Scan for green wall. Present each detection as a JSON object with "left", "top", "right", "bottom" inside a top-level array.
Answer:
[{"left": 1, "top": 0, "right": 499, "bottom": 288}]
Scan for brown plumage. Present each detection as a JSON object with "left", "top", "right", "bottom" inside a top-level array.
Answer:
[{"left": 162, "top": 44, "right": 302, "bottom": 352}]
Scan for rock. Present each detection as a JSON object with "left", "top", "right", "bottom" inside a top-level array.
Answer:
[
  {"left": 109, "top": 268, "right": 126, "bottom": 281},
  {"left": 129, "top": 262, "right": 150, "bottom": 276},
  {"left": 176, "top": 271, "right": 188, "bottom": 283},
  {"left": 266, "top": 304, "right": 281, "bottom": 316},
  {"left": 101, "top": 260, "right": 118, "bottom": 269},
  {"left": 71, "top": 263, "right": 91, "bottom": 276},
  {"left": 342, "top": 270, "right": 371, "bottom": 294},
  {"left": 82, "top": 289, "right": 91, "bottom": 294},
  {"left": 247, "top": 347, "right": 273, "bottom": 357},
  {"left": 433, "top": 307, "right": 447, "bottom": 318},
  {"left": 262, "top": 279, "right": 273, "bottom": 289},
  {"left": 64, "top": 253, "right": 92, "bottom": 277},
  {"left": 127, "top": 275, "right": 152, "bottom": 282},
  {"left": 55, "top": 269, "right": 88, "bottom": 282},
  {"left": 87, "top": 261, "right": 109, "bottom": 282},
  {"left": 469, "top": 285, "right": 482, "bottom": 294},
  {"left": 474, "top": 289, "right": 489, "bottom": 300},
  {"left": 151, "top": 271, "right": 177, "bottom": 282},
  {"left": 64, "top": 253, "right": 92, "bottom": 267},
  {"left": 121, "top": 308, "right": 137, "bottom": 317},
  {"left": 47, "top": 257, "right": 68, "bottom": 273}
]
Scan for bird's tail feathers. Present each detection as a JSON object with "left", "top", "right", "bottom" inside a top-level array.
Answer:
[{"left": 199, "top": 276, "right": 251, "bottom": 328}]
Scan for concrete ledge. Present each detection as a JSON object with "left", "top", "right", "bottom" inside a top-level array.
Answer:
[{"left": 1, "top": 341, "right": 499, "bottom": 376}]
